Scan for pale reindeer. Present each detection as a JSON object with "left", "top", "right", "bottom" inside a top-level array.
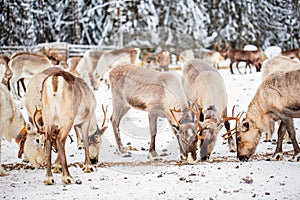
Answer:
[
  {"left": 66, "top": 56, "right": 82, "bottom": 77},
  {"left": 77, "top": 48, "right": 140, "bottom": 90},
  {"left": 260, "top": 55, "right": 300, "bottom": 142},
  {"left": 40, "top": 70, "right": 107, "bottom": 185},
  {"left": 156, "top": 49, "right": 171, "bottom": 72},
  {"left": 228, "top": 48, "right": 267, "bottom": 74},
  {"left": 109, "top": 64, "right": 200, "bottom": 163},
  {"left": 236, "top": 69, "right": 300, "bottom": 162},
  {"left": 182, "top": 59, "right": 236, "bottom": 161},
  {"left": 8, "top": 52, "right": 54, "bottom": 98},
  {"left": 0, "top": 84, "right": 45, "bottom": 176}
]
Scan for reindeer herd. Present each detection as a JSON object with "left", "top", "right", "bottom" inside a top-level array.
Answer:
[{"left": 0, "top": 46, "right": 300, "bottom": 185}]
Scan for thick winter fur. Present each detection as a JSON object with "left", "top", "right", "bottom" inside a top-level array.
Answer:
[
  {"left": 41, "top": 71, "right": 106, "bottom": 185},
  {"left": 237, "top": 69, "right": 300, "bottom": 162},
  {"left": 261, "top": 55, "right": 300, "bottom": 141},
  {"left": 182, "top": 59, "right": 235, "bottom": 161},
  {"left": 109, "top": 64, "right": 198, "bottom": 162},
  {"left": 281, "top": 48, "right": 300, "bottom": 60}
]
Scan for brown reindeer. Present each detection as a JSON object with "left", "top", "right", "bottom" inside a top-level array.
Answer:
[
  {"left": 109, "top": 64, "right": 200, "bottom": 163},
  {"left": 228, "top": 49, "right": 267, "bottom": 74},
  {"left": 41, "top": 70, "right": 107, "bottom": 185},
  {"left": 236, "top": 69, "right": 300, "bottom": 162},
  {"left": 281, "top": 48, "right": 300, "bottom": 60}
]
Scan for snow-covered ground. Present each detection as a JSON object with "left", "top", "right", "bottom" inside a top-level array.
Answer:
[{"left": 1, "top": 66, "right": 300, "bottom": 200}]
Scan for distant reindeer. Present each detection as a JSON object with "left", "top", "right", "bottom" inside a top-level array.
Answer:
[
  {"left": 77, "top": 48, "right": 140, "bottom": 90},
  {"left": 109, "top": 64, "right": 200, "bottom": 163},
  {"left": 156, "top": 49, "right": 171, "bottom": 72},
  {"left": 7, "top": 52, "right": 54, "bottom": 98},
  {"left": 228, "top": 49, "right": 267, "bottom": 74},
  {"left": 281, "top": 48, "right": 300, "bottom": 61}
]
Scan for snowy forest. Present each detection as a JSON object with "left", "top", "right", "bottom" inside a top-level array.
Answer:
[{"left": 0, "top": 0, "right": 299, "bottom": 52}]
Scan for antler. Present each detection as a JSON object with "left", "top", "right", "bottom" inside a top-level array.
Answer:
[
  {"left": 170, "top": 108, "right": 182, "bottom": 129},
  {"left": 222, "top": 106, "right": 244, "bottom": 139},
  {"left": 101, "top": 104, "right": 108, "bottom": 128},
  {"left": 33, "top": 106, "right": 45, "bottom": 134}
]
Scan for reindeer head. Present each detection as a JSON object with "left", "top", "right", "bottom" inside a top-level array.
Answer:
[
  {"left": 170, "top": 108, "right": 199, "bottom": 164},
  {"left": 23, "top": 122, "right": 46, "bottom": 168},
  {"left": 199, "top": 106, "right": 223, "bottom": 161},
  {"left": 88, "top": 105, "right": 108, "bottom": 164},
  {"left": 236, "top": 118, "right": 261, "bottom": 161}
]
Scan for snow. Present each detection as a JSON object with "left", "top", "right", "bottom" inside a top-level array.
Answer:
[{"left": 1, "top": 67, "right": 300, "bottom": 199}]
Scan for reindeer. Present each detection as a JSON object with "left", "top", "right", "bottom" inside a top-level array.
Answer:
[
  {"left": 66, "top": 56, "right": 82, "bottom": 77},
  {"left": 182, "top": 59, "right": 236, "bottom": 161},
  {"left": 281, "top": 48, "right": 300, "bottom": 61},
  {"left": 77, "top": 48, "right": 140, "bottom": 90},
  {"left": 109, "top": 64, "right": 200, "bottom": 163},
  {"left": 8, "top": 52, "right": 54, "bottom": 98},
  {"left": 0, "top": 84, "right": 45, "bottom": 176},
  {"left": 156, "top": 49, "right": 171, "bottom": 72},
  {"left": 228, "top": 48, "right": 267, "bottom": 74},
  {"left": 236, "top": 69, "right": 300, "bottom": 162},
  {"left": 40, "top": 70, "right": 107, "bottom": 185},
  {"left": 0, "top": 56, "right": 11, "bottom": 89},
  {"left": 260, "top": 55, "right": 300, "bottom": 143}
]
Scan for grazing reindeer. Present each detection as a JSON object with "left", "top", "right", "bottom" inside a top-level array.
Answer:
[
  {"left": 261, "top": 55, "right": 300, "bottom": 142},
  {"left": 156, "top": 49, "right": 171, "bottom": 72},
  {"left": 228, "top": 49, "right": 267, "bottom": 74},
  {"left": 182, "top": 59, "right": 235, "bottom": 161},
  {"left": 41, "top": 70, "right": 107, "bottom": 185},
  {"left": 8, "top": 52, "right": 54, "bottom": 98},
  {"left": 281, "top": 48, "right": 300, "bottom": 60},
  {"left": 0, "top": 84, "right": 45, "bottom": 176},
  {"left": 77, "top": 48, "right": 140, "bottom": 90},
  {"left": 236, "top": 69, "right": 300, "bottom": 162},
  {"left": 109, "top": 64, "right": 199, "bottom": 163}
]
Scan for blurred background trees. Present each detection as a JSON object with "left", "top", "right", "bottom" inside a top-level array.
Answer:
[{"left": 0, "top": 0, "right": 299, "bottom": 52}]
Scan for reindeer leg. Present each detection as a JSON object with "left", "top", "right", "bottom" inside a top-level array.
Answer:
[
  {"left": 81, "top": 120, "right": 96, "bottom": 173},
  {"left": 148, "top": 109, "right": 160, "bottom": 160},
  {"left": 284, "top": 118, "right": 300, "bottom": 162},
  {"left": 110, "top": 102, "right": 130, "bottom": 156},
  {"left": 271, "top": 122, "right": 285, "bottom": 161},
  {"left": 229, "top": 62, "right": 234, "bottom": 74},
  {"left": 44, "top": 126, "right": 55, "bottom": 185},
  {"left": 52, "top": 153, "right": 62, "bottom": 173},
  {"left": 56, "top": 127, "right": 74, "bottom": 184},
  {"left": 236, "top": 61, "right": 241, "bottom": 74},
  {"left": 74, "top": 124, "right": 84, "bottom": 150},
  {"left": 224, "top": 120, "right": 236, "bottom": 152}
]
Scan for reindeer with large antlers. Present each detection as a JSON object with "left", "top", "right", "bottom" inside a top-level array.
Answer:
[
  {"left": 182, "top": 59, "right": 236, "bottom": 161},
  {"left": 236, "top": 69, "right": 300, "bottom": 162},
  {"left": 109, "top": 64, "right": 200, "bottom": 163},
  {"left": 38, "top": 70, "right": 107, "bottom": 185}
]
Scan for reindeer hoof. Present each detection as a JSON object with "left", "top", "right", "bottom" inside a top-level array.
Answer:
[
  {"left": 148, "top": 151, "right": 159, "bottom": 160},
  {"left": 291, "top": 153, "right": 300, "bottom": 162},
  {"left": 82, "top": 165, "right": 96, "bottom": 173},
  {"left": 0, "top": 167, "right": 8, "bottom": 176},
  {"left": 44, "top": 176, "right": 56, "bottom": 185},
  {"left": 62, "top": 175, "right": 75, "bottom": 184},
  {"left": 271, "top": 152, "right": 283, "bottom": 161}
]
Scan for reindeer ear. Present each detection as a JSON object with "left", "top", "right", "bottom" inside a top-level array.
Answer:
[{"left": 241, "top": 121, "right": 249, "bottom": 132}]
